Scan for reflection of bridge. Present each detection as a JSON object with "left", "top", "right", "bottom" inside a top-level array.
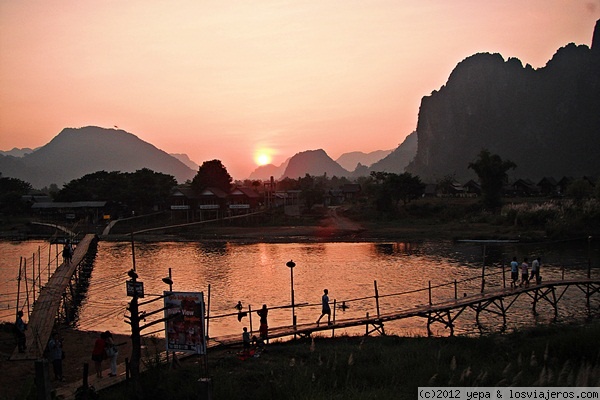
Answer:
[
  {"left": 10, "top": 234, "right": 99, "bottom": 360},
  {"left": 207, "top": 276, "right": 600, "bottom": 347}
]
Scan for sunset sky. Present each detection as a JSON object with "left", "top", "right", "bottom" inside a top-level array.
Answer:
[{"left": 1, "top": 1, "right": 598, "bottom": 179}]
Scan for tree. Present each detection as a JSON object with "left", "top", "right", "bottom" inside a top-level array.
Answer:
[
  {"left": 298, "top": 174, "right": 325, "bottom": 210},
  {"left": 54, "top": 169, "right": 176, "bottom": 214},
  {"left": 368, "top": 171, "right": 425, "bottom": 214},
  {"left": 468, "top": 149, "right": 516, "bottom": 209},
  {"left": 566, "top": 179, "right": 593, "bottom": 202},
  {"left": 437, "top": 174, "right": 457, "bottom": 196},
  {"left": 0, "top": 176, "right": 32, "bottom": 215},
  {"left": 191, "top": 160, "right": 232, "bottom": 194}
]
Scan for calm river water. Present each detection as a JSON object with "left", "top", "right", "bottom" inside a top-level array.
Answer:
[{"left": 1, "top": 238, "right": 599, "bottom": 339}]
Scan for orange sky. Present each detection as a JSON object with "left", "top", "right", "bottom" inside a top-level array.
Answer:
[{"left": 1, "top": 1, "right": 598, "bottom": 179}]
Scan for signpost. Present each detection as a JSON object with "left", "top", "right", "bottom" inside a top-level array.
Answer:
[{"left": 126, "top": 280, "right": 144, "bottom": 298}]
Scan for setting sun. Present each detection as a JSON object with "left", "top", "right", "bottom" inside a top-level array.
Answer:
[{"left": 255, "top": 152, "right": 272, "bottom": 166}]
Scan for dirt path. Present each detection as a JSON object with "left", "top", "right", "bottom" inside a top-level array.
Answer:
[{"left": 0, "top": 325, "right": 162, "bottom": 399}]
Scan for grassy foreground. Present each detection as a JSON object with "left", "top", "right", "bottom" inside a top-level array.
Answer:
[{"left": 101, "top": 322, "right": 600, "bottom": 400}]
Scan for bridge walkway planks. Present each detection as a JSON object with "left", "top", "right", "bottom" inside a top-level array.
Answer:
[
  {"left": 10, "top": 234, "right": 97, "bottom": 361},
  {"left": 207, "top": 277, "right": 600, "bottom": 347}
]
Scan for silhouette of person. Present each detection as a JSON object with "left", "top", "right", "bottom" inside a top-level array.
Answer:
[
  {"left": 256, "top": 304, "right": 269, "bottom": 341},
  {"left": 242, "top": 327, "right": 251, "bottom": 354},
  {"left": 316, "top": 289, "right": 331, "bottom": 325},
  {"left": 15, "top": 310, "right": 27, "bottom": 353},
  {"left": 530, "top": 257, "right": 541, "bottom": 284},
  {"left": 48, "top": 332, "right": 64, "bottom": 381},
  {"left": 62, "top": 241, "right": 73, "bottom": 265},
  {"left": 520, "top": 257, "right": 530, "bottom": 287},
  {"left": 510, "top": 257, "right": 519, "bottom": 288},
  {"left": 91, "top": 331, "right": 107, "bottom": 378},
  {"left": 236, "top": 301, "right": 247, "bottom": 322}
]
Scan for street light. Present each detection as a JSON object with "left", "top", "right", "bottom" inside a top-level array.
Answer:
[{"left": 286, "top": 260, "right": 296, "bottom": 328}]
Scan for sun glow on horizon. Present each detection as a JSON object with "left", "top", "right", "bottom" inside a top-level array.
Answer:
[{"left": 255, "top": 150, "right": 273, "bottom": 166}]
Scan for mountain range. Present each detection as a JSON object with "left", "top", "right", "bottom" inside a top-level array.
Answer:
[
  {"left": 407, "top": 20, "right": 600, "bottom": 182},
  {"left": 0, "top": 126, "right": 401, "bottom": 189},
  {"left": 0, "top": 127, "right": 197, "bottom": 189},
  {"left": 2, "top": 20, "right": 598, "bottom": 189}
]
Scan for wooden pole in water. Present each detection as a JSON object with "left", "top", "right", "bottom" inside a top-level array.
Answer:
[
  {"left": 502, "top": 259, "right": 506, "bottom": 289},
  {"left": 206, "top": 284, "right": 211, "bottom": 340},
  {"left": 24, "top": 259, "right": 30, "bottom": 317},
  {"left": 48, "top": 245, "right": 51, "bottom": 283},
  {"left": 248, "top": 305, "right": 253, "bottom": 333},
  {"left": 37, "top": 247, "right": 42, "bottom": 293},
  {"left": 32, "top": 253, "right": 36, "bottom": 305},
  {"left": 481, "top": 245, "right": 486, "bottom": 293},
  {"left": 374, "top": 280, "right": 381, "bottom": 318},
  {"left": 428, "top": 281, "right": 432, "bottom": 306},
  {"left": 16, "top": 258, "right": 22, "bottom": 315}
]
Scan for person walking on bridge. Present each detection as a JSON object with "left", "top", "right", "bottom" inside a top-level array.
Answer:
[
  {"left": 317, "top": 289, "right": 332, "bottom": 325},
  {"left": 530, "top": 257, "right": 541, "bottom": 284},
  {"left": 510, "top": 257, "right": 519, "bottom": 288},
  {"left": 62, "top": 241, "right": 73, "bottom": 265},
  {"left": 520, "top": 257, "right": 530, "bottom": 287}
]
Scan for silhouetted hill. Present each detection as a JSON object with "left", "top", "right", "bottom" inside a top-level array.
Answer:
[
  {"left": 170, "top": 153, "right": 199, "bottom": 171},
  {"left": 0, "top": 147, "right": 37, "bottom": 158},
  {"left": 0, "top": 126, "right": 196, "bottom": 188},
  {"left": 367, "top": 131, "right": 417, "bottom": 175},
  {"left": 248, "top": 159, "right": 289, "bottom": 181},
  {"left": 282, "top": 149, "right": 350, "bottom": 179},
  {"left": 406, "top": 21, "right": 600, "bottom": 182},
  {"left": 336, "top": 149, "right": 392, "bottom": 171}
]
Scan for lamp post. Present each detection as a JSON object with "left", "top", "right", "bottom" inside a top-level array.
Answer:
[{"left": 286, "top": 260, "right": 296, "bottom": 328}]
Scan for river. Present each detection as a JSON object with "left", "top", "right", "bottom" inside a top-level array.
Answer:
[{"left": 1, "top": 238, "right": 598, "bottom": 340}]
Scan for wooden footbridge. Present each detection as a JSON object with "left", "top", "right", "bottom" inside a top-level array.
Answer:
[
  {"left": 10, "top": 234, "right": 99, "bottom": 360},
  {"left": 206, "top": 276, "right": 600, "bottom": 348}
]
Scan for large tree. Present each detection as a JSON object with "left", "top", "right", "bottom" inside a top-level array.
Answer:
[
  {"left": 191, "top": 160, "right": 233, "bottom": 194},
  {"left": 369, "top": 171, "right": 425, "bottom": 214},
  {"left": 0, "top": 175, "right": 32, "bottom": 215},
  {"left": 55, "top": 169, "right": 176, "bottom": 213},
  {"left": 468, "top": 149, "right": 516, "bottom": 209}
]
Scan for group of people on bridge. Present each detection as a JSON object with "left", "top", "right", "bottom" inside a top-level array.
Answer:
[
  {"left": 510, "top": 256, "right": 542, "bottom": 288},
  {"left": 238, "top": 288, "right": 337, "bottom": 357}
]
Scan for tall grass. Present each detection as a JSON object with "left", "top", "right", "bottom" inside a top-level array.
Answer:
[{"left": 100, "top": 321, "right": 600, "bottom": 400}]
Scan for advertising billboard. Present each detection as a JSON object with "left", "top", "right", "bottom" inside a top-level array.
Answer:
[{"left": 164, "top": 291, "right": 206, "bottom": 354}]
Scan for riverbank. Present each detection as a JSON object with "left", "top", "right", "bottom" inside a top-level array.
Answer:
[
  {"left": 104, "top": 321, "right": 600, "bottom": 399},
  {"left": 3, "top": 321, "right": 599, "bottom": 399},
  {"left": 100, "top": 212, "right": 549, "bottom": 244},
  {"left": 0, "top": 323, "right": 163, "bottom": 400}
]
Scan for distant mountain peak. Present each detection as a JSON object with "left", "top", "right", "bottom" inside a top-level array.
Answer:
[
  {"left": 282, "top": 149, "right": 350, "bottom": 179},
  {"left": 0, "top": 126, "right": 195, "bottom": 188}
]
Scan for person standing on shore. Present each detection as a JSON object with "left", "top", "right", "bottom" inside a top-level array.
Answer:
[
  {"left": 317, "top": 289, "right": 331, "bottom": 325},
  {"left": 15, "top": 310, "right": 27, "bottom": 353},
  {"left": 104, "top": 331, "right": 118, "bottom": 377},
  {"left": 510, "top": 257, "right": 519, "bottom": 288},
  {"left": 91, "top": 331, "right": 107, "bottom": 378},
  {"left": 256, "top": 304, "right": 269, "bottom": 342},
  {"left": 242, "top": 327, "right": 251, "bottom": 355},
  {"left": 48, "top": 332, "right": 64, "bottom": 381}
]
